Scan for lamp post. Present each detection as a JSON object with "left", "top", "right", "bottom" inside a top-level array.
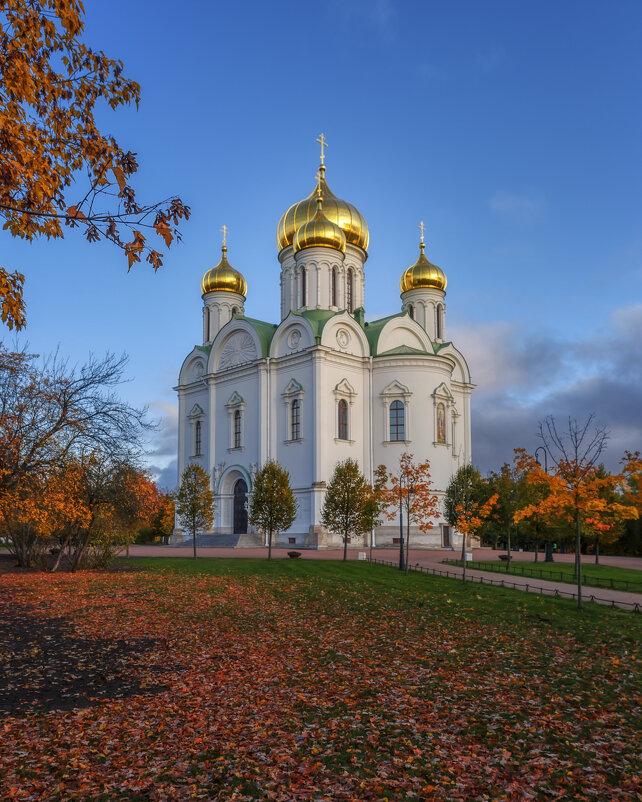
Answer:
[
  {"left": 398, "top": 477, "right": 405, "bottom": 571},
  {"left": 534, "top": 447, "right": 554, "bottom": 563},
  {"left": 405, "top": 485, "right": 414, "bottom": 575}
]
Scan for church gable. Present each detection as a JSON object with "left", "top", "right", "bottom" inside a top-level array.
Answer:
[
  {"left": 373, "top": 317, "right": 431, "bottom": 356},
  {"left": 270, "top": 313, "right": 316, "bottom": 358},
  {"left": 188, "top": 403, "right": 205, "bottom": 418},
  {"left": 320, "top": 313, "right": 369, "bottom": 358},
  {"left": 213, "top": 325, "right": 260, "bottom": 372}
]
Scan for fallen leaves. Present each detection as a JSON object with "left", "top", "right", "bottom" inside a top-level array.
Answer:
[{"left": 0, "top": 568, "right": 639, "bottom": 800}]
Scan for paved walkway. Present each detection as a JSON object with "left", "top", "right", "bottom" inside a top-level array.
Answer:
[{"left": 125, "top": 545, "right": 642, "bottom": 611}]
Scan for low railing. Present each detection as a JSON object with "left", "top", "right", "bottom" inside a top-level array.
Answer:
[
  {"left": 366, "top": 557, "right": 641, "bottom": 612},
  {"left": 442, "top": 559, "right": 642, "bottom": 593}
]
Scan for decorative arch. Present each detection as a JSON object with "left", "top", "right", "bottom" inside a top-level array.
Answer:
[
  {"left": 210, "top": 321, "right": 262, "bottom": 373},
  {"left": 375, "top": 317, "right": 431, "bottom": 355},
  {"left": 320, "top": 312, "right": 370, "bottom": 357},
  {"left": 270, "top": 314, "right": 316, "bottom": 358}
]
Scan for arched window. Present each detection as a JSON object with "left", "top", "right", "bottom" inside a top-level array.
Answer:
[
  {"left": 331, "top": 267, "right": 337, "bottom": 307},
  {"left": 346, "top": 268, "right": 354, "bottom": 313},
  {"left": 408, "top": 305, "right": 414, "bottom": 320},
  {"left": 337, "top": 399, "right": 348, "bottom": 440},
  {"left": 194, "top": 420, "right": 202, "bottom": 455},
  {"left": 300, "top": 268, "right": 307, "bottom": 308},
  {"left": 232, "top": 306, "right": 239, "bottom": 315},
  {"left": 291, "top": 398, "right": 301, "bottom": 440},
  {"left": 205, "top": 308, "right": 210, "bottom": 342},
  {"left": 436, "top": 403, "right": 446, "bottom": 444},
  {"left": 233, "top": 409, "right": 242, "bottom": 449},
  {"left": 389, "top": 401, "right": 405, "bottom": 442},
  {"left": 436, "top": 304, "right": 443, "bottom": 339}
]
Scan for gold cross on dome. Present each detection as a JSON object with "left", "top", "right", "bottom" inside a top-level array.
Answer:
[
  {"left": 220, "top": 224, "right": 228, "bottom": 246},
  {"left": 316, "top": 133, "right": 328, "bottom": 164},
  {"left": 419, "top": 220, "right": 426, "bottom": 244}
]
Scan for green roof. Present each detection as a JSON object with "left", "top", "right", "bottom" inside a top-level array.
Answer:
[
  {"left": 296, "top": 309, "right": 339, "bottom": 343},
  {"left": 196, "top": 344, "right": 212, "bottom": 355},
  {"left": 377, "top": 344, "right": 428, "bottom": 357},
  {"left": 433, "top": 340, "right": 452, "bottom": 354},
  {"left": 362, "top": 313, "right": 403, "bottom": 356},
  {"left": 236, "top": 315, "right": 278, "bottom": 357}
]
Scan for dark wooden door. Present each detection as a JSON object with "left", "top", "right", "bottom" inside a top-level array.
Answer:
[
  {"left": 442, "top": 525, "right": 451, "bottom": 548},
  {"left": 233, "top": 478, "right": 248, "bottom": 534}
]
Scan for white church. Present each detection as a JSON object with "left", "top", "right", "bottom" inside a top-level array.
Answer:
[{"left": 176, "top": 142, "right": 473, "bottom": 548}]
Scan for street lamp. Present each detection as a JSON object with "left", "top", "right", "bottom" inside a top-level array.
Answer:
[
  {"left": 534, "top": 447, "right": 554, "bottom": 563},
  {"left": 405, "top": 485, "right": 414, "bottom": 575},
  {"left": 398, "top": 478, "right": 405, "bottom": 571}
]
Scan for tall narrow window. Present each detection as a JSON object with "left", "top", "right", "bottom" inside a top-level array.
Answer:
[
  {"left": 300, "top": 268, "right": 307, "bottom": 308},
  {"left": 346, "top": 268, "right": 354, "bottom": 313},
  {"left": 233, "top": 409, "right": 242, "bottom": 448},
  {"left": 331, "top": 267, "right": 337, "bottom": 306},
  {"left": 389, "top": 400, "right": 405, "bottom": 442},
  {"left": 436, "top": 403, "right": 446, "bottom": 443},
  {"left": 337, "top": 399, "right": 348, "bottom": 440},
  {"left": 408, "top": 305, "right": 414, "bottom": 320},
  {"left": 291, "top": 399, "right": 301, "bottom": 440},
  {"left": 436, "top": 304, "right": 443, "bottom": 339},
  {"left": 195, "top": 420, "right": 202, "bottom": 455}
]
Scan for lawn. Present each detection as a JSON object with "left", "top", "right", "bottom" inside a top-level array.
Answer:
[
  {"left": 446, "top": 559, "right": 642, "bottom": 592},
  {"left": 1, "top": 558, "right": 640, "bottom": 800}
]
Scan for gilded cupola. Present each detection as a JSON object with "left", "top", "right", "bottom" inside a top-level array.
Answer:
[
  {"left": 293, "top": 193, "right": 347, "bottom": 254},
  {"left": 277, "top": 135, "right": 369, "bottom": 252},
  {"left": 400, "top": 234, "right": 447, "bottom": 294},
  {"left": 201, "top": 244, "right": 247, "bottom": 297}
]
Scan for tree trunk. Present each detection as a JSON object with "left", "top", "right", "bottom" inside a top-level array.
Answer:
[
  {"left": 506, "top": 528, "right": 512, "bottom": 570},
  {"left": 343, "top": 531, "right": 348, "bottom": 562},
  {"left": 595, "top": 538, "right": 600, "bottom": 565},
  {"left": 462, "top": 532, "right": 467, "bottom": 584},
  {"left": 405, "top": 514, "right": 410, "bottom": 575},
  {"left": 192, "top": 524, "right": 197, "bottom": 560},
  {"left": 268, "top": 530, "right": 272, "bottom": 560},
  {"left": 71, "top": 532, "right": 91, "bottom": 573},
  {"left": 534, "top": 539, "right": 539, "bottom": 562},
  {"left": 51, "top": 529, "right": 73, "bottom": 572},
  {"left": 575, "top": 511, "right": 582, "bottom": 610}
]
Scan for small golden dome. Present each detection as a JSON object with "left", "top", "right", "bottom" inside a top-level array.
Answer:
[
  {"left": 201, "top": 246, "right": 247, "bottom": 296},
  {"left": 293, "top": 195, "right": 347, "bottom": 254},
  {"left": 277, "top": 165, "right": 369, "bottom": 252},
  {"left": 400, "top": 242, "right": 447, "bottom": 293}
]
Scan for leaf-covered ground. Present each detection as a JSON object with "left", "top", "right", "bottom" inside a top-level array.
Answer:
[{"left": 1, "top": 560, "right": 640, "bottom": 800}]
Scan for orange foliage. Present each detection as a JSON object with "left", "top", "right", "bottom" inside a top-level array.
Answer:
[
  {"left": 454, "top": 494, "right": 498, "bottom": 538},
  {"left": 377, "top": 453, "right": 439, "bottom": 533},
  {"left": 0, "top": 0, "right": 189, "bottom": 329}
]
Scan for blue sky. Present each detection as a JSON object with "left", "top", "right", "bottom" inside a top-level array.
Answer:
[{"left": 5, "top": 0, "right": 642, "bottom": 485}]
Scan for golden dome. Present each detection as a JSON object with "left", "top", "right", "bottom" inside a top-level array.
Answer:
[
  {"left": 400, "top": 242, "right": 447, "bottom": 293},
  {"left": 201, "top": 246, "right": 247, "bottom": 296},
  {"left": 277, "top": 165, "right": 369, "bottom": 252},
  {"left": 293, "top": 195, "right": 347, "bottom": 254}
]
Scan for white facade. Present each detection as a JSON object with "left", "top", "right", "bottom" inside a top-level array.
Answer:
[{"left": 176, "top": 170, "right": 474, "bottom": 549}]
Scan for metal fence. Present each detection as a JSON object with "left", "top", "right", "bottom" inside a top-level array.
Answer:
[
  {"left": 442, "top": 559, "right": 642, "bottom": 593},
  {"left": 366, "top": 557, "right": 642, "bottom": 613}
]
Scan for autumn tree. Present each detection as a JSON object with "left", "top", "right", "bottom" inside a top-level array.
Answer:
[
  {"left": 619, "top": 451, "right": 642, "bottom": 554},
  {"left": 321, "top": 459, "right": 373, "bottom": 562},
  {"left": 444, "top": 464, "right": 486, "bottom": 561},
  {"left": 451, "top": 493, "right": 498, "bottom": 583},
  {"left": 377, "top": 453, "right": 439, "bottom": 573},
  {"left": 485, "top": 462, "right": 524, "bottom": 567},
  {"left": 512, "top": 448, "right": 554, "bottom": 561},
  {"left": 0, "top": 344, "right": 151, "bottom": 495},
  {"left": 248, "top": 460, "right": 297, "bottom": 560},
  {"left": 175, "top": 464, "right": 215, "bottom": 560},
  {"left": 514, "top": 415, "right": 637, "bottom": 609},
  {"left": 0, "top": 0, "right": 189, "bottom": 330}
]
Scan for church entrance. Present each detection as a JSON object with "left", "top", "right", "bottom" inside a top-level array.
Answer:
[
  {"left": 233, "top": 478, "right": 248, "bottom": 534},
  {"left": 442, "top": 525, "right": 451, "bottom": 548}
]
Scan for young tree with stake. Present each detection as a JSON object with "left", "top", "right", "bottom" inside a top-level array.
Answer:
[
  {"left": 321, "top": 459, "right": 373, "bottom": 562},
  {"left": 174, "top": 465, "right": 215, "bottom": 559},
  {"left": 248, "top": 461, "right": 297, "bottom": 560}
]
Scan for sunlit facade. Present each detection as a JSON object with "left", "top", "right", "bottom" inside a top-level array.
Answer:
[{"left": 176, "top": 151, "right": 473, "bottom": 548}]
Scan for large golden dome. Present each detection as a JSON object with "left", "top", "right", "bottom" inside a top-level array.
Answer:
[
  {"left": 201, "top": 246, "right": 247, "bottom": 296},
  {"left": 277, "top": 164, "right": 369, "bottom": 252},
  {"left": 293, "top": 195, "right": 347, "bottom": 254},
  {"left": 400, "top": 242, "right": 447, "bottom": 293}
]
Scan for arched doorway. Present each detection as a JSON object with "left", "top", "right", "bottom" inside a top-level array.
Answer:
[{"left": 233, "top": 478, "right": 248, "bottom": 534}]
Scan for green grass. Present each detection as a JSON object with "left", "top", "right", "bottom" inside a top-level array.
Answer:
[
  {"left": 443, "top": 558, "right": 642, "bottom": 591},
  {"left": 124, "top": 556, "right": 642, "bottom": 632}
]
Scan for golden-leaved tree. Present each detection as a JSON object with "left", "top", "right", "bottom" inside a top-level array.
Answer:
[
  {"left": 0, "top": 0, "right": 189, "bottom": 329},
  {"left": 377, "top": 453, "right": 439, "bottom": 572}
]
